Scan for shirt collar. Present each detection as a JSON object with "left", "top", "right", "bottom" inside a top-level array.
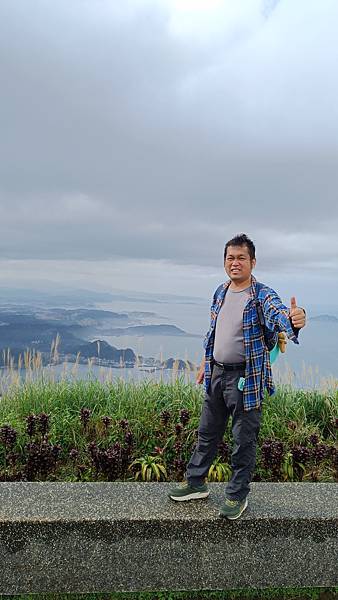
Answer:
[{"left": 224, "top": 274, "right": 257, "bottom": 300}]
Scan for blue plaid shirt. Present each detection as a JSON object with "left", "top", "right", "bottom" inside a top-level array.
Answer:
[{"left": 203, "top": 275, "right": 300, "bottom": 411}]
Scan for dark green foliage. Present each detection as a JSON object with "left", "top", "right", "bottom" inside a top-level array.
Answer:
[{"left": 0, "top": 379, "right": 337, "bottom": 482}]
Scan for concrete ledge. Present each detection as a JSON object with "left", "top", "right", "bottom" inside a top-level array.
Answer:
[{"left": 0, "top": 482, "right": 337, "bottom": 594}]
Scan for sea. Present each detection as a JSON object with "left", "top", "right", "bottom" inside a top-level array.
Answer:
[
  {"left": 0, "top": 296, "right": 337, "bottom": 393},
  {"left": 96, "top": 297, "right": 338, "bottom": 383}
]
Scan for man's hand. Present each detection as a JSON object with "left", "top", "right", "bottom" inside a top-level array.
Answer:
[
  {"left": 289, "top": 297, "right": 306, "bottom": 329},
  {"left": 196, "top": 357, "right": 205, "bottom": 384}
]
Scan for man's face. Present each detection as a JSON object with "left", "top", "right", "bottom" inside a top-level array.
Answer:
[{"left": 224, "top": 244, "right": 256, "bottom": 283}]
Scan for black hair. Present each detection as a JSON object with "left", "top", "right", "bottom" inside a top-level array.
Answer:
[{"left": 224, "top": 233, "right": 256, "bottom": 261}]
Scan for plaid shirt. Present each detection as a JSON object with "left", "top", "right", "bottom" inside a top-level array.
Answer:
[{"left": 203, "top": 275, "right": 299, "bottom": 411}]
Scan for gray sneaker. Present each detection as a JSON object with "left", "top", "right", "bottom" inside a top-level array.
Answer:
[{"left": 168, "top": 480, "right": 210, "bottom": 501}]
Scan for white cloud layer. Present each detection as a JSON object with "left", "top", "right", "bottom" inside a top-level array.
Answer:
[{"left": 0, "top": 0, "right": 337, "bottom": 298}]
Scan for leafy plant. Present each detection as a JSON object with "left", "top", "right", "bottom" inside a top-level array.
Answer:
[
  {"left": 281, "top": 451, "right": 294, "bottom": 481},
  {"left": 129, "top": 454, "right": 167, "bottom": 481},
  {"left": 207, "top": 456, "right": 232, "bottom": 482}
]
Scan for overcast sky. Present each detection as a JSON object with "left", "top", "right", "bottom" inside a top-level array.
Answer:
[{"left": 0, "top": 0, "right": 337, "bottom": 307}]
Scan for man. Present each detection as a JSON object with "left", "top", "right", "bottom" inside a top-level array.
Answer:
[{"left": 168, "top": 233, "right": 306, "bottom": 519}]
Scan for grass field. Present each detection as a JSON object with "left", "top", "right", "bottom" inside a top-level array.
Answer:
[{"left": 0, "top": 371, "right": 336, "bottom": 483}]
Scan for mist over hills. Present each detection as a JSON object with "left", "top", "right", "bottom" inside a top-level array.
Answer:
[
  {"left": 0, "top": 286, "right": 206, "bottom": 307},
  {"left": 0, "top": 286, "right": 337, "bottom": 380},
  {"left": 309, "top": 315, "right": 338, "bottom": 323},
  {"left": 0, "top": 300, "right": 199, "bottom": 368},
  {"left": 0, "top": 287, "right": 113, "bottom": 306}
]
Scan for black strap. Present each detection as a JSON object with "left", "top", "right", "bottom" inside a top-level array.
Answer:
[{"left": 255, "top": 298, "right": 265, "bottom": 328}]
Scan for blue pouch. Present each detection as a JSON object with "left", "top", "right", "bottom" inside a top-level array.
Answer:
[
  {"left": 237, "top": 376, "right": 245, "bottom": 391},
  {"left": 269, "top": 343, "right": 280, "bottom": 365}
]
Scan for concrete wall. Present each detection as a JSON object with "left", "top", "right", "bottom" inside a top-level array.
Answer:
[{"left": 0, "top": 482, "right": 337, "bottom": 594}]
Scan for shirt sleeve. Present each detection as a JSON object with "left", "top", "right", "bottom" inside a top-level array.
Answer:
[{"left": 261, "top": 289, "right": 300, "bottom": 345}]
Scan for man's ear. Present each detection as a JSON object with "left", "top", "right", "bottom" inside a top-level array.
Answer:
[{"left": 252, "top": 258, "right": 256, "bottom": 270}]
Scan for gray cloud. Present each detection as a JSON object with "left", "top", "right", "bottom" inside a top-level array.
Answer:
[{"left": 0, "top": 0, "right": 337, "bottom": 282}]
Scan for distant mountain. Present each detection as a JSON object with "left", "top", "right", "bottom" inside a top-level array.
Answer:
[
  {"left": 46, "top": 308, "right": 128, "bottom": 319},
  {"left": 127, "top": 311, "right": 167, "bottom": 319},
  {"left": 75, "top": 340, "right": 136, "bottom": 363},
  {"left": 309, "top": 315, "right": 338, "bottom": 323},
  {"left": 0, "top": 312, "right": 81, "bottom": 348},
  {"left": 34, "top": 308, "right": 133, "bottom": 327},
  {"left": 108, "top": 324, "right": 200, "bottom": 337},
  {"left": 106, "top": 290, "right": 206, "bottom": 305},
  {"left": 0, "top": 306, "right": 142, "bottom": 331},
  {"left": 161, "top": 358, "right": 195, "bottom": 369},
  {"left": 0, "top": 286, "right": 207, "bottom": 307},
  {"left": 0, "top": 306, "right": 199, "bottom": 368}
]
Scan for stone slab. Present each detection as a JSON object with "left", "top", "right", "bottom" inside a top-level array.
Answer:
[{"left": 0, "top": 482, "right": 337, "bottom": 593}]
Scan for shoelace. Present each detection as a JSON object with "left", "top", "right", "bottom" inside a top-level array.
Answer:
[{"left": 225, "top": 498, "right": 238, "bottom": 506}]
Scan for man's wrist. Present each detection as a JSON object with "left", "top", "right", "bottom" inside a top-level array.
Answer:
[
  {"left": 290, "top": 320, "right": 300, "bottom": 336},
  {"left": 289, "top": 307, "right": 306, "bottom": 335}
]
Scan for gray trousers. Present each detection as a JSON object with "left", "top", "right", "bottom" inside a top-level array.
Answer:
[{"left": 185, "top": 363, "right": 262, "bottom": 501}]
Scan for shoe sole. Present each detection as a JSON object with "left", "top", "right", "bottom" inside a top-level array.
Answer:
[
  {"left": 169, "top": 490, "right": 210, "bottom": 501},
  {"left": 219, "top": 497, "right": 248, "bottom": 519}
]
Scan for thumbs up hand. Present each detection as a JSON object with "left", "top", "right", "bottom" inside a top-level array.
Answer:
[{"left": 289, "top": 297, "right": 306, "bottom": 329}]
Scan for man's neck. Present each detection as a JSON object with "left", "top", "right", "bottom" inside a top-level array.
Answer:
[{"left": 228, "top": 276, "right": 252, "bottom": 291}]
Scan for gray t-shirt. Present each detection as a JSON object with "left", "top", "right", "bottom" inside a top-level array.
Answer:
[{"left": 213, "top": 286, "right": 251, "bottom": 364}]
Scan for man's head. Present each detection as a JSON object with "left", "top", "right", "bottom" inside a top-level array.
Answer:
[{"left": 224, "top": 233, "right": 256, "bottom": 285}]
